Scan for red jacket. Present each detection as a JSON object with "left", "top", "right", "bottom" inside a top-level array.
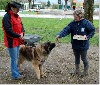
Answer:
[{"left": 2, "top": 11, "right": 25, "bottom": 48}]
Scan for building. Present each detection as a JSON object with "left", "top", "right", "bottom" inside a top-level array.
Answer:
[{"left": 23, "top": 2, "right": 42, "bottom": 10}]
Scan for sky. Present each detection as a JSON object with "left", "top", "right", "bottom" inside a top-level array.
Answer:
[{"left": 35, "top": 0, "right": 99, "bottom": 4}]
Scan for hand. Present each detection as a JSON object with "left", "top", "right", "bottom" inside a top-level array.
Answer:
[
  {"left": 19, "top": 33, "right": 24, "bottom": 40},
  {"left": 56, "top": 35, "right": 60, "bottom": 41},
  {"left": 85, "top": 35, "right": 88, "bottom": 40}
]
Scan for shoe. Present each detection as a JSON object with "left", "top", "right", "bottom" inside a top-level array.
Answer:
[
  {"left": 70, "top": 64, "right": 80, "bottom": 75},
  {"left": 13, "top": 75, "right": 25, "bottom": 80},
  {"left": 80, "top": 66, "right": 89, "bottom": 77},
  {"left": 80, "top": 70, "right": 88, "bottom": 77}
]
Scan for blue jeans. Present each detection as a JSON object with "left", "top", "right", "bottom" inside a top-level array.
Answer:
[
  {"left": 8, "top": 46, "right": 20, "bottom": 79},
  {"left": 73, "top": 49, "right": 88, "bottom": 68}
]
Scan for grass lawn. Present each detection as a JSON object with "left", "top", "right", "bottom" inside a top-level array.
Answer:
[{"left": 0, "top": 17, "right": 99, "bottom": 46}]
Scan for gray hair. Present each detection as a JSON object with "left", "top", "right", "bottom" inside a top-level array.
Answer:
[{"left": 73, "top": 10, "right": 84, "bottom": 18}]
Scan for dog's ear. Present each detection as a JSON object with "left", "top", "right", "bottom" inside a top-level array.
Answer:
[
  {"left": 43, "top": 41, "right": 51, "bottom": 47},
  {"left": 47, "top": 41, "right": 51, "bottom": 45},
  {"left": 49, "top": 43, "right": 56, "bottom": 51}
]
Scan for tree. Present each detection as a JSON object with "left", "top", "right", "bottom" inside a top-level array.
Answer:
[
  {"left": 28, "top": 0, "right": 32, "bottom": 9},
  {"left": 52, "top": 4, "right": 59, "bottom": 9},
  {"left": 47, "top": 0, "right": 51, "bottom": 7},
  {"left": 84, "top": 0, "right": 94, "bottom": 23},
  {"left": 64, "top": 0, "right": 68, "bottom": 11},
  {"left": 39, "top": 1, "right": 46, "bottom": 9},
  {"left": 32, "top": 0, "right": 36, "bottom": 9}
]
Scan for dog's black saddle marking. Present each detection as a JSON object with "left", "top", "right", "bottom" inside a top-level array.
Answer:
[{"left": 20, "top": 46, "right": 34, "bottom": 61}]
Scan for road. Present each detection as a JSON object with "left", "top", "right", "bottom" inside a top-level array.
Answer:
[{"left": 0, "top": 10, "right": 99, "bottom": 20}]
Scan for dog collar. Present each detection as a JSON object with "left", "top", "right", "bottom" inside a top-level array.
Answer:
[{"left": 37, "top": 58, "right": 45, "bottom": 62}]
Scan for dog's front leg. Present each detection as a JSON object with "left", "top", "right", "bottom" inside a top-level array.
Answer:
[
  {"left": 39, "top": 65, "right": 47, "bottom": 78},
  {"left": 33, "top": 63, "right": 40, "bottom": 79}
]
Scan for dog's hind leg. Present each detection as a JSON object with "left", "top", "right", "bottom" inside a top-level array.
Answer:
[
  {"left": 18, "top": 55, "right": 25, "bottom": 72},
  {"left": 33, "top": 63, "right": 40, "bottom": 79}
]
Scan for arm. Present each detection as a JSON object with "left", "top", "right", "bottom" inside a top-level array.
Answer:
[
  {"left": 21, "top": 23, "right": 25, "bottom": 33},
  {"left": 21, "top": 22, "right": 25, "bottom": 36},
  {"left": 85, "top": 20, "right": 95, "bottom": 40},
  {"left": 57, "top": 23, "right": 71, "bottom": 38}
]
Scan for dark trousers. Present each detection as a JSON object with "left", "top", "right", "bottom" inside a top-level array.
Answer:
[{"left": 73, "top": 49, "right": 88, "bottom": 68}]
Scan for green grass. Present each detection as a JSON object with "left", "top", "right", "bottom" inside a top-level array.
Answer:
[{"left": 0, "top": 17, "right": 99, "bottom": 46}]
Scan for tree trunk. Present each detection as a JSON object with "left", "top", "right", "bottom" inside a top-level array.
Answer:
[
  {"left": 65, "top": 0, "right": 68, "bottom": 11},
  {"left": 32, "top": 0, "right": 34, "bottom": 9},
  {"left": 29, "top": 2, "right": 31, "bottom": 9},
  {"left": 28, "top": 0, "right": 32, "bottom": 9},
  {"left": 84, "top": 0, "right": 94, "bottom": 23}
]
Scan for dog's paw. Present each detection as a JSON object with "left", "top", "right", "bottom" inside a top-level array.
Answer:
[
  {"left": 41, "top": 73, "right": 47, "bottom": 78},
  {"left": 18, "top": 69, "right": 24, "bottom": 75}
]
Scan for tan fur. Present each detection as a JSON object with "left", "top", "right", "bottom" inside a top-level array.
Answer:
[{"left": 18, "top": 42, "right": 55, "bottom": 79}]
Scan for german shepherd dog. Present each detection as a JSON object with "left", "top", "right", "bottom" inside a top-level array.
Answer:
[{"left": 18, "top": 41, "right": 56, "bottom": 79}]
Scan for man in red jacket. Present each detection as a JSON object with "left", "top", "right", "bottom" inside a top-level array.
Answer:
[{"left": 2, "top": 1, "right": 25, "bottom": 80}]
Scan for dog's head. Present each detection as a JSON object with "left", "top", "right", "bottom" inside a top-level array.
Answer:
[{"left": 41, "top": 41, "right": 56, "bottom": 55}]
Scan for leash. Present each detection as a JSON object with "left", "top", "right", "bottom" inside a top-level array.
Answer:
[
  {"left": 40, "top": 32, "right": 51, "bottom": 41},
  {"left": 55, "top": 39, "right": 62, "bottom": 47}
]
